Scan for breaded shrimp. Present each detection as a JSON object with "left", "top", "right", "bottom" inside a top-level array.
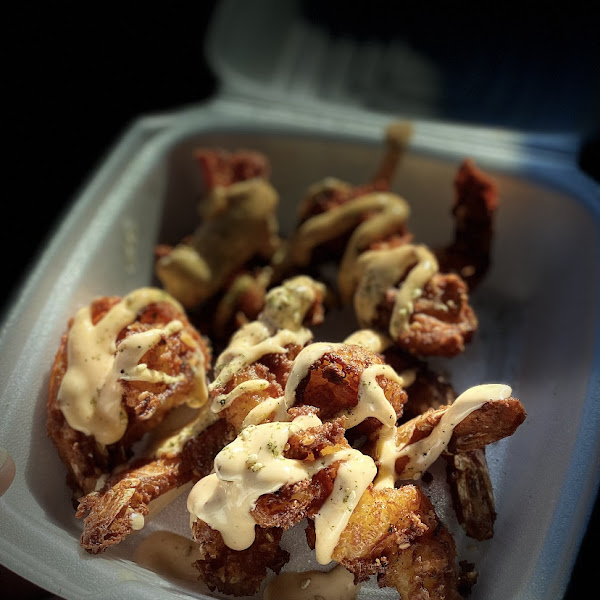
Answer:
[
  {"left": 47, "top": 287, "right": 211, "bottom": 499},
  {"left": 155, "top": 150, "right": 281, "bottom": 309},
  {"left": 208, "top": 276, "right": 326, "bottom": 432},
  {"left": 187, "top": 414, "right": 376, "bottom": 594},
  {"left": 76, "top": 416, "right": 235, "bottom": 554},
  {"left": 436, "top": 158, "right": 499, "bottom": 291}
]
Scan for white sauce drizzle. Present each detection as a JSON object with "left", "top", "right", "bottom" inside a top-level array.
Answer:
[
  {"left": 374, "top": 383, "right": 512, "bottom": 488},
  {"left": 57, "top": 288, "right": 192, "bottom": 445},
  {"left": 354, "top": 243, "right": 439, "bottom": 338},
  {"left": 187, "top": 413, "right": 376, "bottom": 564},
  {"left": 209, "top": 276, "right": 324, "bottom": 415},
  {"left": 287, "top": 193, "right": 411, "bottom": 305},
  {"left": 241, "top": 342, "right": 337, "bottom": 426},
  {"left": 209, "top": 323, "right": 313, "bottom": 414}
]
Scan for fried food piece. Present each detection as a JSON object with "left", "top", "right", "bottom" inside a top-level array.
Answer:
[
  {"left": 209, "top": 276, "right": 326, "bottom": 431},
  {"left": 47, "top": 288, "right": 211, "bottom": 498},
  {"left": 188, "top": 415, "right": 363, "bottom": 595},
  {"left": 293, "top": 343, "right": 407, "bottom": 435},
  {"left": 444, "top": 448, "right": 496, "bottom": 541},
  {"left": 384, "top": 347, "right": 498, "bottom": 539},
  {"left": 390, "top": 395, "right": 526, "bottom": 480},
  {"left": 76, "top": 456, "right": 190, "bottom": 554},
  {"left": 211, "top": 361, "right": 289, "bottom": 433},
  {"left": 396, "top": 273, "right": 478, "bottom": 357},
  {"left": 356, "top": 244, "right": 478, "bottom": 358},
  {"left": 76, "top": 416, "right": 235, "bottom": 554},
  {"left": 212, "top": 266, "right": 273, "bottom": 340},
  {"left": 331, "top": 484, "right": 438, "bottom": 582},
  {"left": 436, "top": 158, "right": 498, "bottom": 291},
  {"left": 155, "top": 150, "right": 280, "bottom": 309},
  {"left": 191, "top": 521, "right": 289, "bottom": 597},
  {"left": 251, "top": 419, "right": 347, "bottom": 530},
  {"left": 378, "top": 522, "right": 464, "bottom": 600},
  {"left": 194, "top": 148, "right": 270, "bottom": 190}
]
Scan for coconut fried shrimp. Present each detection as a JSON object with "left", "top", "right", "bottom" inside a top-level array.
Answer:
[
  {"left": 47, "top": 287, "right": 211, "bottom": 498},
  {"left": 436, "top": 159, "right": 499, "bottom": 291},
  {"left": 155, "top": 150, "right": 281, "bottom": 310}
]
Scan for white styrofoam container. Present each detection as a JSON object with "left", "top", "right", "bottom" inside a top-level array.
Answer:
[{"left": 1, "top": 2, "right": 599, "bottom": 599}]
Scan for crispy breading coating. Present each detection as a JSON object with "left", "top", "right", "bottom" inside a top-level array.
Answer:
[
  {"left": 252, "top": 420, "right": 347, "bottom": 529},
  {"left": 332, "top": 484, "right": 438, "bottom": 583},
  {"left": 76, "top": 456, "right": 190, "bottom": 554},
  {"left": 378, "top": 522, "right": 464, "bottom": 600},
  {"left": 392, "top": 397, "right": 526, "bottom": 479},
  {"left": 294, "top": 343, "right": 407, "bottom": 433},
  {"left": 191, "top": 521, "right": 289, "bottom": 597},
  {"left": 77, "top": 417, "right": 235, "bottom": 554}
]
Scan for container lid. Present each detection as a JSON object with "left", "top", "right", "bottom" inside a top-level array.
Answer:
[{"left": 205, "top": 0, "right": 599, "bottom": 143}]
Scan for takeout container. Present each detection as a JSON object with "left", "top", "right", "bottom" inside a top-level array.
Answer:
[{"left": 1, "top": 2, "right": 599, "bottom": 599}]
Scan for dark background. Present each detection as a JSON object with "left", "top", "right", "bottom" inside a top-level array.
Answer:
[{"left": 5, "top": 1, "right": 599, "bottom": 598}]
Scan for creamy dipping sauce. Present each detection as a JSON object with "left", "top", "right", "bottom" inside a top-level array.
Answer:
[
  {"left": 263, "top": 564, "right": 360, "bottom": 600},
  {"left": 187, "top": 413, "right": 376, "bottom": 565},
  {"left": 57, "top": 288, "right": 194, "bottom": 445}
]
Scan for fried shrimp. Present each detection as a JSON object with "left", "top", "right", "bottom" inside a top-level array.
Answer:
[
  {"left": 76, "top": 416, "right": 236, "bottom": 554},
  {"left": 187, "top": 413, "right": 377, "bottom": 595},
  {"left": 191, "top": 522, "right": 289, "bottom": 597},
  {"left": 155, "top": 149, "right": 281, "bottom": 309},
  {"left": 291, "top": 342, "right": 408, "bottom": 435},
  {"left": 370, "top": 384, "right": 526, "bottom": 486},
  {"left": 208, "top": 275, "right": 326, "bottom": 432},
  {"left": 378, "top": 522, "right": 465, "bottom": 600},
  {"left": 436, "top": 158, "right": 499, "bottom": 291},
  {"left": 353, "top": 244, "right": 478, "bottom": 357},
  {"left": 331, "top": 484, "right": 439, "bottom": 582},
  {"left": 47, "top": 287, "right": 211, "bottom": 498}
]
